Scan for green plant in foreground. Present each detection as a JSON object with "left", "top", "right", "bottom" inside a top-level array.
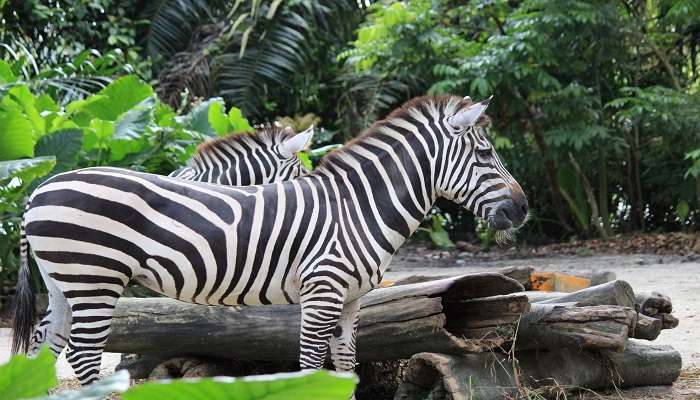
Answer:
[{"left": 0, "top": 348, "right": 356, "bottom": 400}]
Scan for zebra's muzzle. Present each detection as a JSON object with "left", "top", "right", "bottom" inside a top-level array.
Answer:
[{"left": 489, "top": 195, "right": 528, "bottom": 230}]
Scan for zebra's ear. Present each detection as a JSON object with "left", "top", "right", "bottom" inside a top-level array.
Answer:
[
  {"left": 281, "top": 125, "right": 314, "bottom": 157},
  {"left": 448, "top": 95, "right": 492, "bottom": 130}
]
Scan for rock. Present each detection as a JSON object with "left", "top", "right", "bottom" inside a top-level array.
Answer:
[{"left": 455, "top": 241, "right": 481, "bottom": 253}]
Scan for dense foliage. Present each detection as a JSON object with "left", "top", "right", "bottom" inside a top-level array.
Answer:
[
  {"left": 0, "top": 61, "right": 253, "bottom": 292},
  {"left": 1, "top": 0, "right": 699, "bottom": 256},
  {"left": 345, "top": 0, "right": 700, "bottom": 240},
  {"left": 0, "top": 348, "right": 356, "bottom": 399}
]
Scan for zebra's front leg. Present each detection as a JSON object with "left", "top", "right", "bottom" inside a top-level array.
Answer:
[
  {"left": 298, "top": 280, "right": 347, "bottom": 370},
  {"left": 329, "top": 298, "right": 360, "bottom": 372}
]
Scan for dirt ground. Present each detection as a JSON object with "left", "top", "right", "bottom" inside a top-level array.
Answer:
[{"left": 1, "top": 249, "right": 698, "bottom": 398}]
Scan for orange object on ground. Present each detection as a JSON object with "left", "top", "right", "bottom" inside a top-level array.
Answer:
[
  {"left": 379, "top": 279, "right": 395, "bottom": 288},
  {"left": 530, "top": 272, "right": 591, "bottom": 292}
]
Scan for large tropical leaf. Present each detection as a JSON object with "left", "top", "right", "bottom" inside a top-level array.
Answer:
[
  {"left": 0, "top": 108, "right": 35, "bottom": 160},
  {"left": 82, "top": 75, "right": 153, "bottom": 121},
  {"left": 123, "top": 370, "right": 356, "bottom": 400},
  {"left": 182, "top": 97, "right": 223, "bottom": 137},
  {"left": 37, "top": 371, "right": 130, "bottom": 400},
  {"left": 5, "top": 85, "right": 45, "bottom": 137},
  {"left": 0, "top": 347, "right": 56, "bottom": 400},
  {"left": 113, "top": 97, "right": 156, "bottom": 141},
  {"left": 0, "top": 156, "right": 56, "bottom": 185},
  {"left": 34, "top": 128, "right": 83, "bottom": 174}
]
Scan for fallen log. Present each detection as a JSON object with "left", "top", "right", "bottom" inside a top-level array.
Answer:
[
  {"left": 636, "top": 291, "right": 673, "bottom": 316},
  {"left": 659, "top": 312, "right": 680, "bottom": 329},
  {"left": 524, "top": 281, "right": 677, "bottom": 338},
  {"left": 633, "top": 314, "right": 662, "bottom": 340},
  {"left": 395, "top": 341, "right": 682, "bottom": 400},
  {"left": 387, "top": 266, "right": 534, "bottom": 290},
  {"left": 526, "top": 280, "right": 635, "bottom": 307},
  {"left": 106, "top": 273, "right": 524, "bottom": 362},
  {"left": 516, "top": 304, "right": 635, "bottom": 351}
]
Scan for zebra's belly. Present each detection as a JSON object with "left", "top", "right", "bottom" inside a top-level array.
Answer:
[{"left": 133, "top": 268, "right": 299, "bottom": 306}]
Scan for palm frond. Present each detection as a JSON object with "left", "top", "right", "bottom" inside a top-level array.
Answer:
[
  {"left": 214, "top": 4, "right": 310, "bottom": 117},
  {"left": 143, "top": 0, "right": 217, "bottom": 61},
  {"left": 335, "top": 73, "right": 411, "bottom": 139}
]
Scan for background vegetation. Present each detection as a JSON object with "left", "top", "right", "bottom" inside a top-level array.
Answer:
[{"left": 1, "top": 0, "right": 699, "bottom": 292}]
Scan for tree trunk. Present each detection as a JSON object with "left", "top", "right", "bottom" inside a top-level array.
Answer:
[
  {"left": 395, "top": 342, "right": 682, "bottom": 400},
  {"left": 529, "top": 121, "right": 573, "bottom": 232},
  {"left": 105, "top": 273, "right": 525, "bottom": 362},
  {"left": 516, "top": 304, "right": 635, "bottom": 351},
  {"left": 598, "top": 146, "right": 612, "bottom": 235},
  {"left": 569, "top": 152, "right": 608, "bottom": 238},
  {"left": 509, "top": 86, "right": 573, "bottom": 232}
]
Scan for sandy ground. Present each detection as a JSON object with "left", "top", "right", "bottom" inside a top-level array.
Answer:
[{"left": 0, "top": 253, "right": 698, "bottom": 397}]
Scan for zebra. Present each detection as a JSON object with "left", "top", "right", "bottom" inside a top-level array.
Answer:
[
  {"left": 9, "top": 124, "right": 313, "bottom": 373},
  {"left": 169, "top": 124, "right": 314, "bottom": 185},
  {"left": 11, "top": 94, "right": 528, "bottom": 385}
]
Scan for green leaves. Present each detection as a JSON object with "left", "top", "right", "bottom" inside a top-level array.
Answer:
[
  {"left": 0, "top": 351, "right": 356, "bottom": 400},
  {"left": 0, "top": 157, "right": 57, "bottom": 185},
  {"left": 427, "top": 214, "right": 455, "bottom": 249},
  {"left": 35, "top": 129, "right": 83, "bottom": 171},
  {"left": 208, "top": 101, "right": 254, "bottom": 136},
  {"left": 0, "top": 347, "right": 56, "bottom": 400},
  {"left": 184, "top": 98, "right": 223, "bottom": 137},
  {"left": 123, "top": 370, "right": 356, "bottom": 400},
  {"left": 227, "top": 106, "right": 254, "bottom": 133},
  {"left": 417, "top": 214, "right": 455, "bottom": 249},
  {"left": 81, "top": 75, "right": 154, "bottom": 121},
  {"left": 184, "top": 98, "right": 254, "bottom": 137},
  {"left": 0, "top": 108, "right": 36, "bottom": 159}
]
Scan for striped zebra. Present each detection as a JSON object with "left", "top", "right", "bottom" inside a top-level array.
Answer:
[
  {"left": 169, "top": 124, "right": 313, "bottom": 185},
  {"left": 9, "top": 124, "right": 312, "bottom": 375},
  {"left": 12, "top": 95, "right": 528, "bottom": 385}
]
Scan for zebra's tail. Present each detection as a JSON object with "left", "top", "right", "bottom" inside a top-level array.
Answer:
[{"left": 11, "top": 202, "right": 35, "bottom": 355}]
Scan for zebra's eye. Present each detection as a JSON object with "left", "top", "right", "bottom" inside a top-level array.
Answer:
[{"left": 475, "top": 147, "right": 492, "bottom": 158}]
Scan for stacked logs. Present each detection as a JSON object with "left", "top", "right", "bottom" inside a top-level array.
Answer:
[
  {"left": 109, "top": 270, "right": 681, "bottom": 399},
  {"left": 395, "top": 272, "right": 682, "bottom": 400}
]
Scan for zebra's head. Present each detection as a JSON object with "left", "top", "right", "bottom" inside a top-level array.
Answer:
[
  {"left": 181, "top": 124, "right": 313, "bottom": 185},
  {"left": 438, "top": 95, "right": 528, "bottom": 231}
]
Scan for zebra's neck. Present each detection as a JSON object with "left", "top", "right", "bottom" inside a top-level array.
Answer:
[{"left": 313, "top": 114, "right": 441, "bottom": 258}]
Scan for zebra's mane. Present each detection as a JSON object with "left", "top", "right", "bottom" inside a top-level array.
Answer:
[
  {"left": 317, "top": 95, "right": 487, "bottom": 170},
  {"left": 191, "top": 125, "right": 295, "bottom": 161}
]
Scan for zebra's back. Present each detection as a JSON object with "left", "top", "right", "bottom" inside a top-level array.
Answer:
[{"left": 25, "top": 166, "right": 317, "bottom": 306}]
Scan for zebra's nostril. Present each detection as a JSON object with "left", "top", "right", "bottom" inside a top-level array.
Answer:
[{"left": 521, "top": 203, "right": 528, "bottom": 215}]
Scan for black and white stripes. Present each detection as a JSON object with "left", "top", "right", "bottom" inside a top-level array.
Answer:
[
  {"left": 169, "top": 124, "right": 313, "bottom": 185},
  {"left": 12, "top": 95, "right": 528, "bottom": 385}
]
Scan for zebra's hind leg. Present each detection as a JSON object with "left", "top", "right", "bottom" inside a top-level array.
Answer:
[
  {"left": 329, "top": 298, "right": 360, "bottom": 372},
  {"left": 29, "top": 265, "right": 73, "bottom": 358},
  {"left": 29, "top": 291, "right": 72, "bottom": 358},
  {"left": 64, "top": 286, "right": 125, "bottom": 385},
  {"left": 298, "top": 280, "right": 347, "bottom": 370}
]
